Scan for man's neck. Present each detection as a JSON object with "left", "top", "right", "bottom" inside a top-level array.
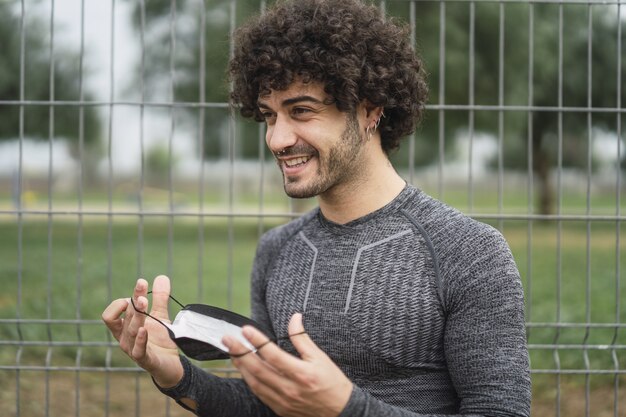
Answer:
[{"left": 317, "top": 155, "right": 406, "bottom": 225}]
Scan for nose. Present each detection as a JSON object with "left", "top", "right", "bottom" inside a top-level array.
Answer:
[{"left": 266, "top": 114, "right": 297, "bottom": 154}]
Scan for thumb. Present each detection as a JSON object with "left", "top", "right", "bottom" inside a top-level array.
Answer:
[
  {"left": 288, "top": 313, "right": 320, "bottom": 361},
  {"left": 149, "top": 275, "right": 171, "bottom": 320}
]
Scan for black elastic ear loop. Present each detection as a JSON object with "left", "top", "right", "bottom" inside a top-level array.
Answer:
[
  {"left": 230, "top": 331, "right": 308, "bottom": 358},
  {"left": 129, "top": 291, "right": 182, "bottom": 331}
]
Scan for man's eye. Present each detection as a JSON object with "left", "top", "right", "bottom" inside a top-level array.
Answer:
[
  {"left": 292, "top": 107, "right": 311, "bottom": 116},
  {"left": 261, "top": 112, "right": 275, "bottom": 120}
]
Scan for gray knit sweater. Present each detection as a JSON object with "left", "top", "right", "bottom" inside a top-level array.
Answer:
[{"left": 158, "top": 185, "right": 531, "bottom": 416}]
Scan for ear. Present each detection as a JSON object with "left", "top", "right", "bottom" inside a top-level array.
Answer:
[{"left": 362, "top": 100, "right": 384, "bottom": 129}]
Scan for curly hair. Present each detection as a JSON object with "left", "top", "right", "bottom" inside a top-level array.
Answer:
[{"left": 228, "top": 0, "right": 428, "bottom": 154}]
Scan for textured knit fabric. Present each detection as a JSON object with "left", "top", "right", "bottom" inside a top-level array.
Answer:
[{"left": 156, "top": 185, "right": 531, "bottom": 417}]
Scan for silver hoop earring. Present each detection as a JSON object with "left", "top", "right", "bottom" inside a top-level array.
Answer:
[{"left": 374, "top": 110, "right": 385, "bottom": 131}]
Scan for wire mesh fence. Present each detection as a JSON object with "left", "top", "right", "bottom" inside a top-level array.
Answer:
[{"left": 0, "top": 0, "right": 624, "bottom": 416}]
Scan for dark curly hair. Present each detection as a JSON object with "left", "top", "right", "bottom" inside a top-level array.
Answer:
[{"left": 228, "top": 0, "right": 428, "bottom": 154}]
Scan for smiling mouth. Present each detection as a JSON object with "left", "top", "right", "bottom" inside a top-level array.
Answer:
[{"left": 284, "top": 156, "right": 312, "bottom": 168}]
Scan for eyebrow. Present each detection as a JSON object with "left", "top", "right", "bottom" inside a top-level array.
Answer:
[{"left": 257, "top": 95, "right": 325, "bottom": 110}]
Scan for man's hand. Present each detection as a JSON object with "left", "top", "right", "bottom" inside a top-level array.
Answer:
[
  {"left": 223, "top": 313, "right": 353, "bottom": 417},
  {"left": 101, "top": 275, "right": 184, "bottom": 388}
]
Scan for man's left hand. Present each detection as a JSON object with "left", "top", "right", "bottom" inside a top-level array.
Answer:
[{"left": 222, "top": 313, "right": 353, "bottom": 417}]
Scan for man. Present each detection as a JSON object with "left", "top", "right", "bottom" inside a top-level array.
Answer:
[{"left": 102, "top": 0, "right": 531, "bottom": 416}]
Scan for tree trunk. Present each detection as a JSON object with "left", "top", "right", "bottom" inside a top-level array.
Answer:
[{"left": 532, "top": 113, "right": 554, "bottom": 215}]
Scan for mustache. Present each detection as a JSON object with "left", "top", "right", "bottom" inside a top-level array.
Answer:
[{"left": 274, "top": 144, "right": 317, "bottom": 158}]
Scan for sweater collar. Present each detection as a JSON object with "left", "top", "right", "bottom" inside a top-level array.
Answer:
[{"left": 316, "top": 183, "right": 420, "bottom": 232}]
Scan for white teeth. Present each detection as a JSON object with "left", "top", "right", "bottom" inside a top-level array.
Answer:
[{"left": 284, "top": 156, "right": 310, "bottom": 167}]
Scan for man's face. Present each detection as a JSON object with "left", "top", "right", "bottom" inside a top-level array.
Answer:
[{"left": 258, "top": 82, "right": 366, "bottom": 199}]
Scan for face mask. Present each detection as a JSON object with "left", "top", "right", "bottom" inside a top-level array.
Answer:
[{"left": 130, "top": 293, "right": 301, "bottom": 361}]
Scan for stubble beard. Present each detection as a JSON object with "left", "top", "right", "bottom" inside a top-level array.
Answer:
[{"left": 282, "top": 115, "right": 364, "bottom": 199}]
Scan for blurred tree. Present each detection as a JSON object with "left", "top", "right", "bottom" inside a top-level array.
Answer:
[
  {"left": 129, "top": 0, "right": 260, "bottom": 162},
  {"left": 0, "top": 2, "right": 102, "bottom": 153},
  {"left": 521, "top": 4, "right": 624, "bottom": 214},
  {"left": 146, "top": 142, "right": 178, "bottom": 186},
  {"left": 400, "top": 1, "right": 624, "bottom": 214},
  {"left": 130, "top": 0, "right": 624, "bottom": 214}
]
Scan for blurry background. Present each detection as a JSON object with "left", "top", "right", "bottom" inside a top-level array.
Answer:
[{"left": 0, "top": 0, "right": 625, "bottom": 416}]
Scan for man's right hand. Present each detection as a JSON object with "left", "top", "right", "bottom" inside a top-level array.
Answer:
[{"left": 102, "top": 275, "right": 184, "bottom": 388}]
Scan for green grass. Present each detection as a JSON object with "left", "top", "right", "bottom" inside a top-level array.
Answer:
[
  {"left": 498, "top": 220, "right": 626, "bottom": 375},
  {"left": 0, "top": 216, "right": 283, "bottom": 368}
]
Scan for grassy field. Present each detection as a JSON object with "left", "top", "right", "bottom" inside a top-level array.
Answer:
[{"left": 1, "top": 189, "right": 625, "bottom": 415}]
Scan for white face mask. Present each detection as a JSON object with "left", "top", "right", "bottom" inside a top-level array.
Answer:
[
  {"left": 130, "top": 295, "right": 263, "bottom": 360},
  {"left": 131, "top": 293, "right": 305, "bottom": 361},
  {"left": 168, "top": 308, "right": 256, "bottom": 357}
]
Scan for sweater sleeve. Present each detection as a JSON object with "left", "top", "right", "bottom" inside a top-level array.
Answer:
[
  {"left": 336, "top": 227, "right": 531, "bottom": 417},
  {"left": 338, "top": 385, "right": 485, "bottom": 417},
  {"left": 154, "top": 355, "right": 278, "bottom": 417},
  {"left": 443, "top": 227, "right": 531, "bottom": 416}
]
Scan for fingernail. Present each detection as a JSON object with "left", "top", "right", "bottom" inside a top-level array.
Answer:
[
  {"left": 222, "top": 336, "right": 232, "bottom": 348},
  {"left": 242, "top": 326, "right": 254, "bottom": 338}
]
